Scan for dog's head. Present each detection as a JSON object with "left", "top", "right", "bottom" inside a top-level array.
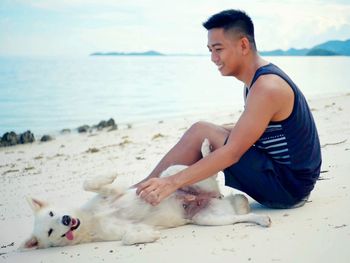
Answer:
[{"left": 21, "top": 197, "right": 81, "bottom": 249}]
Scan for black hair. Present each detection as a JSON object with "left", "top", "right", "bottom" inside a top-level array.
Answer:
[{"left": 203, "top": 9, "right": 256, "bottom": 50}]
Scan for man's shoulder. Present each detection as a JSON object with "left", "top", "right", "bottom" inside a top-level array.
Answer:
[
  {"left": 250, "top": 74, "right": 292, "bottom": 98},
  {"left": 253, "top": 73, "right": 289, "bottom": 89}
]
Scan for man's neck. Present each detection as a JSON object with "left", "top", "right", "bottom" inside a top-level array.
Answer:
[{"left": 235, "top": 54, "right": 269, "bottom": 87}]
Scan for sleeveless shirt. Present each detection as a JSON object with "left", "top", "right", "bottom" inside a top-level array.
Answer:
[{"left": 247, "top": 63, "right": 322, "bottom": 196}]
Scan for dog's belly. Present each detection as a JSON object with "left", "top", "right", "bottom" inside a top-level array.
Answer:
[
  {"left": 91, "top": 188, "right": 219, "bottom": 229},
  {"left": 100, "top": 191, "right": 188, "bottom": 228},
  {"left": 142, "top": 196, "right": 189, "bottom": 227}
]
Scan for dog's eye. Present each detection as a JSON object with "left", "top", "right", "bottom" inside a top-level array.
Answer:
[
  {"left": 49, "top": 211, "right": 54, "bottom": 217},
  {"left": 48, "top": 228, "right": 53, "bottom": 237}
]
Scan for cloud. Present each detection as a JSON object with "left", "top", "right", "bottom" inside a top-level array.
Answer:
[
  {"left": 1, "top": 0, "right": 350, "bottom": 56},
  {"left": 242, "top": 1, "right": 350, "bottom": 50}
]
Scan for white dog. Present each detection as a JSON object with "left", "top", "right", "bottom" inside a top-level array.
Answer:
[{"left": 22, "top": 139, "right": 271, "bottom": 249}]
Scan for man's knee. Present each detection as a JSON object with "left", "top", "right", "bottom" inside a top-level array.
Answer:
[
  {"left": 189, "top": 121, "right": 210, "bottom": 130},
  {"left": 186, "top": 121, "right": 228, "bottom": 149},
  {"left": 187, "top": 121, "right": 211, "bottom": 138}
]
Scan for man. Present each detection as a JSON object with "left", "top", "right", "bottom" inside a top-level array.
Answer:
[{"left": 136, "top": 9, "right": 321, "bottom": 209}]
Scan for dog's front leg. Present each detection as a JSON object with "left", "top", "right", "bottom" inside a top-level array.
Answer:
[
  {"left": 83, "top": 174, "right": 125, "bottom": 197},
  {"left": 96, "top": 220, "right": 126, "bottom": 242},
  {"left": 122, "top": 224, "right": 160, "bottom": 245}
]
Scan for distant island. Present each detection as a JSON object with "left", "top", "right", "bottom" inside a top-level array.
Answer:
[
  {"left": 90, "top": 38, "right": 350, "bottom": 57},
  {"left": 259, "top": 38, "right": 350, "bottom": 56},
  {"left": 90, "top": 50, "right": 164, "bottom": 56}
]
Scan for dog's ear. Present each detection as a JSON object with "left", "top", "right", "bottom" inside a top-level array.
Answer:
[
  {"left": 26, "top": 197, "right": 47, "bottom": 212},
  {"left": 20, "top": 235, "right": 39, "bottom": 250}
]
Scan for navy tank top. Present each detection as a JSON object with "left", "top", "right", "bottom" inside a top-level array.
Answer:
[{"left": 247, "top": 63, "right": 322, "bottom": 192}]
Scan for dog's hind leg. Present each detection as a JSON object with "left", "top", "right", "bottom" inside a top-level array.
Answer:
[
  {"left": 193, "top": 212, "right": 271, "bottom": 227},
  {"left": 192, "top": 198, "right": 271, "bottom": 227},
  {"left": 161, "top": 139, "right": 219, "bottom": 194},
  {"left": 187, "top": 138, "right": 221, "bottom": 194},
  {"left": 231, "top": 194, "right": 251, "bottom": 215},
  {"left": 201, "top": 138, "right": 212, "bottom": 157},
  {"left": 122, "top": 224, "right": 160, "bottom": 245}
]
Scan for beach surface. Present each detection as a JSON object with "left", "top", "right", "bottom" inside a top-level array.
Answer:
[{"left": 1, "top": 94, "right": 349, "bottom": 263}]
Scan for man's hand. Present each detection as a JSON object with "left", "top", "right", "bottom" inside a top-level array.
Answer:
[{"left": 136, "top": 177, "right": 179, "bottom": 206}]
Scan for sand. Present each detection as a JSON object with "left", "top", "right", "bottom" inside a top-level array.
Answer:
[{"left": 0, "top": 93, "right": 349, "bottom": 263}]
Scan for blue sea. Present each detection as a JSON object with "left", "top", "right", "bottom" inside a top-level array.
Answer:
[{"left": 1, "top": 55, "right": 350, "bottom": 136}]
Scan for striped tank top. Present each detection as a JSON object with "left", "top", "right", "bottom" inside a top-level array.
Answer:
[{"left": 247, "top": 63, "right": 322, "bottom": 181}]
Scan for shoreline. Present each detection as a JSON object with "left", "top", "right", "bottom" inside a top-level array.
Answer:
[
  {"left": 0, "top": 101, "right": 242, "bottom": 139},
  {"left": 1, "top": 91, "right": 349, "bottom": 142},
  {"left": 1, "top": 93, "right": 350, "bottom": 262}
]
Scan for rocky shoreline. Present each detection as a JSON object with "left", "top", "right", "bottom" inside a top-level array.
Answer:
[
  {"left": 0, "top": 118, "right": 117, "bottom": 147},
  {"left": 0, "top": 130, "right": 35, "bottom": 147}
]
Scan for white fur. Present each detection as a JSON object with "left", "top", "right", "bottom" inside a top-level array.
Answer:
[{"left": 21, "top": 138, "right": 271, "bottom": 250}]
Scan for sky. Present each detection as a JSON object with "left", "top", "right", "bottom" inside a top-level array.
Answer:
[{"left": 0, "top": 0, "right": 350, "bottom": 57}]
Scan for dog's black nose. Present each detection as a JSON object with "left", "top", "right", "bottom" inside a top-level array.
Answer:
[{"left": 62, "top": 215, "right": 71, "bottom": 226}]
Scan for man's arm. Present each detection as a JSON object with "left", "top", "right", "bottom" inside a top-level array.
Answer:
[
  {"left": 137, "top": 76, "right": 288, "bottom": 205},
  {"left": 170, "top": 78, "right": 281, "bottom": 187}
]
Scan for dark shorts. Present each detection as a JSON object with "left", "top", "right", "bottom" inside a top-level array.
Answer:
[{"left": 223, "top": 142, "right": 310, "bottom": 209}]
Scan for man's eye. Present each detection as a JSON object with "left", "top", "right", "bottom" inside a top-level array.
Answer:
[
  {"left": 49, "top": 211, "right": 54, "bottom": 217},
  {"left": 48, "top": 228, "right": 53, "bottom": 237}
]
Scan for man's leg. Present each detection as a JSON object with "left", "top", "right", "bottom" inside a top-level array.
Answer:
[{"left": 137, "top": 121, "right": 231, "bottom": 185}]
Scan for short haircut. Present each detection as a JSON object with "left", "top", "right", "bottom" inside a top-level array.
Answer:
[{"left": 203, "top": 9, "right": 257, "bottom": 50}]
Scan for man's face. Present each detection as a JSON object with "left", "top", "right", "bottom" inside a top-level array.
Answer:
[{"left": 207, "top": 28, "right": 243, "bottom": 77}]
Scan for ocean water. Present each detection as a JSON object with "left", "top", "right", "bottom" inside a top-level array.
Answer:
[{"left": 1, "top": 55, "right": 350, "bottom": 136}]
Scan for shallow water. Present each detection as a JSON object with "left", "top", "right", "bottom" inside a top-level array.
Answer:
[{"left": 0, "top": 55, "right": 349, "bottom": 135}]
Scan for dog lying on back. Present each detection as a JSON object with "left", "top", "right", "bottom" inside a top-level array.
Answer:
[{"left": 22, "top": 139, "right": 271, "bottom": 249}]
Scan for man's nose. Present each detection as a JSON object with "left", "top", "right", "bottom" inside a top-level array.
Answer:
[{"left": 211, "top": 52, "right": 219, "bottom": 64}]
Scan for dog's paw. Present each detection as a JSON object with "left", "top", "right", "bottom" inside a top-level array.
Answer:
[
  {"left": 257, "top": 215, "right": 272, "bottom": 227},
  {"left": 101, "top": 174, "right": 118, "bottom": 184},
  {"left": 201, "top": 138, "right": 211, "bottom": 157},
  {"left": 83, "top": 174, "right": 117, "bottom": 191},
  {"left": 122, "top": 230, "right": 160, "bottom": 245}
]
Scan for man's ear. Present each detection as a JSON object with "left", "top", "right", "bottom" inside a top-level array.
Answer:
[
  {"left": 20, "top": 235, "right": 39, "bottom": 250},
  {"left": 26, "top": 197, "right": 47, "bottom": 212},
  {"left": 240, "top": 37, "right": 251, "bottom": 55}
]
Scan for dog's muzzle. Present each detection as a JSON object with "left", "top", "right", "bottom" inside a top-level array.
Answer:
[{"left": 61, "top": 216, "right": 81, "bottom": 240}]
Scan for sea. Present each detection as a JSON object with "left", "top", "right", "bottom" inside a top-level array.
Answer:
[{"left": 1, "top": 55, "right": 350, "bottom": 136}]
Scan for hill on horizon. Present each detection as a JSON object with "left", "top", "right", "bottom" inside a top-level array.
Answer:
[
  {"left": 260, "top": 38, "right": 350, "bottom": 56},
  {"left": 89, "top": 39, "right": 350, "bottom": 57},
  {"left": 90, "top": 50, "right": 164, "bottom": 56}
]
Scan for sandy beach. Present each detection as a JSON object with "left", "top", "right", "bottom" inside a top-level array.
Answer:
[{"left": 1, "top": 93, "right": 349, "bottom": 263}]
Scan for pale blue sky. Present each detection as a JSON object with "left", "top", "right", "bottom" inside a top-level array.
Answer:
[{"left": 1, "top": 0, "right": 350, "bottom": 57}]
